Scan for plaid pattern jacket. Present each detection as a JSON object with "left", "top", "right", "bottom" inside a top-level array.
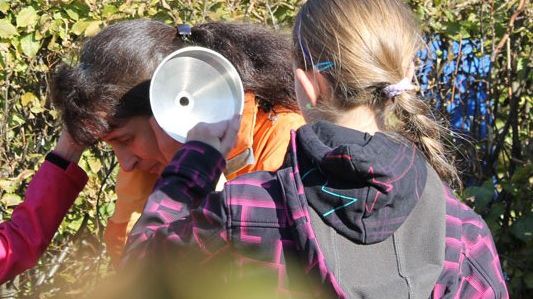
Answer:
[{"left": 125, "top": 125, "right": 508, "bottom": 298}]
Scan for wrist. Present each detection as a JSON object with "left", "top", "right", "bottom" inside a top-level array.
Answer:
[
  {"left": 45, "top": 152, "right": 71, "bottom": 170},
  {"left": 53, "top": 141, "right": 84, "bottom": 163},
  {"left": 163, "top": 141, "right": 225, "bottom": 194},
  {"left": 52, "top": 146, "right": 82, "bottom": 163},
  {"left": 54, "top": 130, "right": 85, "bottom": 163}
]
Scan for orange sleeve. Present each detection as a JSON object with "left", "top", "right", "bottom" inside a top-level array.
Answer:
[{"left": 104, "top": 168, "right": 158, "bottom": 266}]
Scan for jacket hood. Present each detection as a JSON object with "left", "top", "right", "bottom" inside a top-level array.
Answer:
[{"left": 295, "top": 121, "right": 428, "bottom": 244}]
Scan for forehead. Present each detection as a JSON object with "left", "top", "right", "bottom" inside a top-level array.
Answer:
[{"left": 102, "top": 116, "right": 149, "bottom": 140}]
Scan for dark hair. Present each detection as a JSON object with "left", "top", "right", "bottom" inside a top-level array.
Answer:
[{"left": 51, "top": 19, "right": 296, "bottom": 145}]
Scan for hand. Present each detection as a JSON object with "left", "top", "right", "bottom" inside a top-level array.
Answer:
[
  {"left": 53, "top": 128, "right": 85, "bottom": 163},
  {"left": 186, "top": 115, "right": 241, "bottom": 157}
]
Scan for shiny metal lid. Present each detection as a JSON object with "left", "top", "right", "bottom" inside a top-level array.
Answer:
[{"left": 150, "top": 46, "right": 244, "bottom": 143}]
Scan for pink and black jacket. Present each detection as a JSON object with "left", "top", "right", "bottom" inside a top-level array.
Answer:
[{"left": 125, "top": 121, "right": 508, "bottom": 298}]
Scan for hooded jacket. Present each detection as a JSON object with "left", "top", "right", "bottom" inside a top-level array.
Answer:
[{"left": 125, "top": 121, "right": 508, "bottom": 298}]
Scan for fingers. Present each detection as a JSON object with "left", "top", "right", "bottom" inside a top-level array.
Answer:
[
  {"left": 192, "top": 121, "right": 227, "bottom": 140},
  {"left": 219, "top": 115, "right": 240, "bottom": 155},
  {"left": 186, "top": 115, "right": 241, "bottom": 157}
]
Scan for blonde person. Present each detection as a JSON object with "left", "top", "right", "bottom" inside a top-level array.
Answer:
[
  {"left": 124, "top": 0, "right": 508, "bottom": 298},
  {"left": 50, "top": 20, "right": 304, "bottom": 265}
]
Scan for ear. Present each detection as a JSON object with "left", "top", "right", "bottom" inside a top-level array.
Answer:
[
  {"left": 294, "top": 68, "right": 331, "bottom": 107},
  {"left": 295, "top": 68, "right": 319, "bottom": 107}
]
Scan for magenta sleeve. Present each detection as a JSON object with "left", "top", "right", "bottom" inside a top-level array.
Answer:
[{"left": 0, "top": 160, "right": 88, "bottom": 283}]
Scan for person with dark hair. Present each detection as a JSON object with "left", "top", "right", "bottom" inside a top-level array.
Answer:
[
  {"left": 50, "top": 20, "right": 304, "bottom": 264},
  {"left": 0, "top": 130, "right": 87, "bottom": 283}
]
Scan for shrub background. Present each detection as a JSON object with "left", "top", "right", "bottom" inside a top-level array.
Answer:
[{"left": 0, "top": 0, "right": 530, "bottom": 297}]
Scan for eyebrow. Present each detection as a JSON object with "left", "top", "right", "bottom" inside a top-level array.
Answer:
[
  {"left": 103, "top": 119, "right": 130, "bottom": 142},
  {"left": 102, "top": 130, "right": 125, "bottom": 142}
]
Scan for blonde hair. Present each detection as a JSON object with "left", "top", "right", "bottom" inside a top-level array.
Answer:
[{"left": 293, "top": 0, "right": 460, "bottom": 188}]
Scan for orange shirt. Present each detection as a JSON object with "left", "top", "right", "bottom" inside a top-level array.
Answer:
[{"left": 104, "top": 92, "right": 304, "bottom": 265}]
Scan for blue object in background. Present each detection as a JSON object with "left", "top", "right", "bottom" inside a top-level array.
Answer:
[
  {"left": 416, "top": 36, "right": 493, "bottom": 186},
  {"left": 416, "top": 35, "right": 492, "bottom": 140}
]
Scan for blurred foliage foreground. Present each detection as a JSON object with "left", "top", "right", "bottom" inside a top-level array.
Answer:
[{"left": 0, "top": 0, "right": 531, "bottom": 298}]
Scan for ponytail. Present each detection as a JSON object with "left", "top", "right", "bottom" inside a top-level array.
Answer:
[{"left": 386, "top": 92, "right": 461, "bottom": 189}]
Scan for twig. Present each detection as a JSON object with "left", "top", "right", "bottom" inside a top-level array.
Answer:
[
  {"left": 0, "top": 71, "right": 11, "bottom": 156},
  {"left": 95, "top": 154, "right": 117, "bottom": 240},
  {"left": 456, "top": 0, "right": 482, "bottom": 9},
  {"left": 202, "top": 0, "right": 208, "bottom": 21},
  {"left": 36, "top": 244, "right": 71, "bottom": 286},
  {"left": 244, "top": 0, "right": 256, "bottom": 21},
  {"left": 490, "top": 0, "right": 526, "bottom": 62},
  {"left": 265, "top": 1, "right": 279, "bottom": 29},
  {"left": 487, "top": 0, "right": 526, "bottom": 171},
  {"left": 449, "top": 39, "right": 464, "bottom": 123}
]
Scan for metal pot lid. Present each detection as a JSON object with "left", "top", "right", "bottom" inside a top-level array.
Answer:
[{"left": 150, "top": 46, "right": 244, "bottom": 143}]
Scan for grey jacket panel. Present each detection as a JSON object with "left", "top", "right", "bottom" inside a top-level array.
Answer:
[{"left": 308, "top": 166, "right": 446, "bottom": 298}]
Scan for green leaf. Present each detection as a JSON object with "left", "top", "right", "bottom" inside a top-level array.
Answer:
[
  {"left": 9, "top": 113, "right": 25, "bottom": 126},
  {"left": 88, "top": 158, "right": 102, "bottom": 173},
  {"left": 102, "top": 4, "right": 118, "bottom": 18},
  {"left": 494, "top": 22, "right": 506, "bottom": 37},
  {"left": 30, "top": 102, "right": 44, "bottom": 114},
  {"left": 20, "top": 91, "right": 38, "bottom": 106},
  {"left": 64, "top": 8, "right": 79, "bottom": 21},
  {"left": 71, "top": 20, "right": 89, "bottom": 36},
  {"left": 0, "top": 180, "right": 17, "bottom": 193},
  {"left": 20, "top": 33, "right": 40, "bottom": 57},
  {"left": 1, "top": 193, "right": 22, "bottom": 206},
  {"left": 464, "top": 180, "right": 494, "bottom": 211},
  {"left": 0, "top": 19, "right": 18, "bottom": 38},
  {"left": 510, "top": 214, "right": 533, "bottom": 243},
  {"left": 444, "top": 21, "right": 461, "bottom": 38},
  {"left": 84, "top": 21, "right": 101, "bottom": 37},
  {"left": 443, "top": 10, "right": 454, "bottom": 22},
  {"left": 16, "top": 6, "right": 38, "bottom": 28},
  {"left": 0, "top": 0, "right": 9, "bottom": 14},
  {"left": 511, "top": 164, "right": 533, "bottom": 185}
]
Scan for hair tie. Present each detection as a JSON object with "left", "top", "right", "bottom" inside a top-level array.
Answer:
[
  {"left": 383, "top": 77, "right": 415, "bottom": 99},
  {"left": 177, "top": 24, "right": 192, "bottom": 42}
]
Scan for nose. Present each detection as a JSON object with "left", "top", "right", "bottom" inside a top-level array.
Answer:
[{"left": 115, "top": 147, "right": 138, "bottom": 172}]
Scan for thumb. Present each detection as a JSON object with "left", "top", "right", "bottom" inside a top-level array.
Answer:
[{"left": 219, "top": 115, "right": 241, "bottom": 156}]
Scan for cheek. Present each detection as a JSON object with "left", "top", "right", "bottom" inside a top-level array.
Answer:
[
  {"left": 128, "top": 118, "right": 170, "bottom": 165},
  {"left": 107, "top": 142, "right": 136, "bottom": 168},
  {"left": 132, "top": 136, "right": 161, "bottom": 161}
]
